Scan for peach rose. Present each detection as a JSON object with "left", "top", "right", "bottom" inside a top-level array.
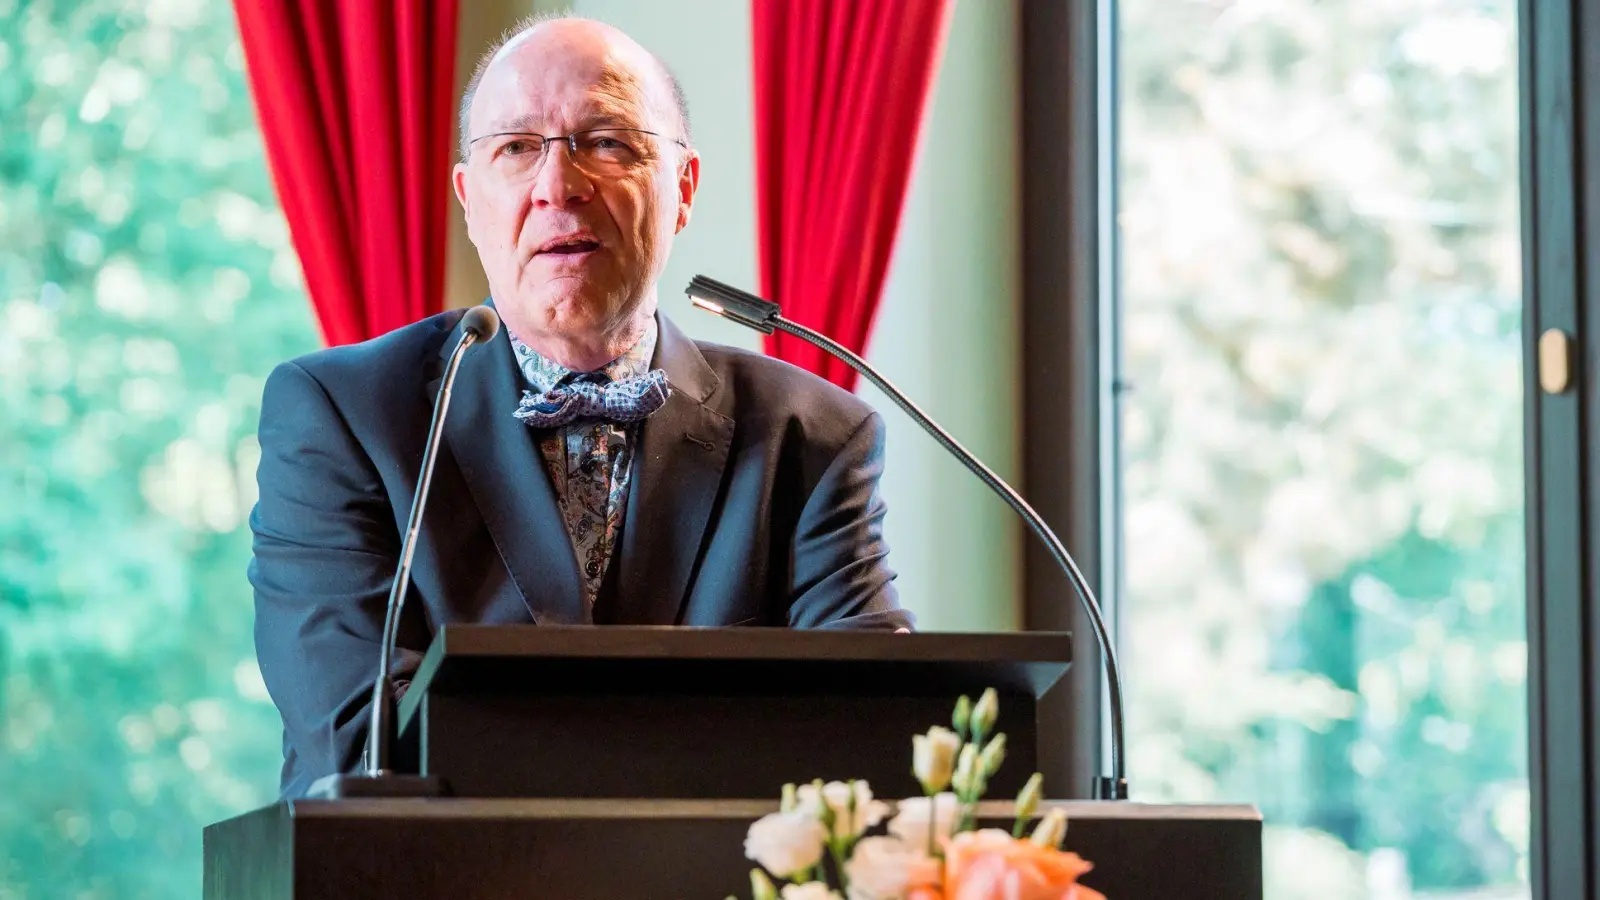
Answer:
[{"left": 942, "top": 829, "right": 1106, "bottom": 900}]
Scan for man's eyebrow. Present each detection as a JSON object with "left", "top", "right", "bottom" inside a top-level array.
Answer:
[
  {"left": 574, "top": 98, "right": 645, "bottom": 130},
  {"left": 595, "top": 93, "right": 658, "bottom": 130},
  {"left": 488, "top": 112, "right": 542, "bottom": 134},
  {"left": 484, "top": 109, "right": 642, "bottom": 136}
]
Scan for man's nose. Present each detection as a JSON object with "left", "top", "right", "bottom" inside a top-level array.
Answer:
[{"left": 528, "top": 141, "right": 595, "bottom": 208}]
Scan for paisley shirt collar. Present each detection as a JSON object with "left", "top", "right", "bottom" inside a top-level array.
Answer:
[{"left": 509, "top": 318, "right": 659, "bottom": 394}]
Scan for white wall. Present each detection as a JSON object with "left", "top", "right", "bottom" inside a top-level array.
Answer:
[
  {"left": 861, "top": 0, "right": 1022, "bottom": 632},
  {"left": 449, "top": 0, "right": 1022, "bottom": 632}
]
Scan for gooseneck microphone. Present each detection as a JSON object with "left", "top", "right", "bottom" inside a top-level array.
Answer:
[
  {"left": 686, "top": 275, "right": 1129, "bottom": 801},
  {"left": 307, "top": 304, "right": 500, "bottom": 799}
]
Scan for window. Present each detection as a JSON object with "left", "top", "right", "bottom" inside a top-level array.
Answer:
[
  {"left": 0, "top": 1, "right": 318, "bottom": 894},
  {"left": 1115, "top": 1, "right": 1528, "bottom": 897}
]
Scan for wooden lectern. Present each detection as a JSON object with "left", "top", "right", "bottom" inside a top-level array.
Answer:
[{"left": 204, "top": 626, "right": 1262, "bottom": 898}]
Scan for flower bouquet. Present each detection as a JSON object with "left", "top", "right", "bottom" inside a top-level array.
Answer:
[{"left": 730, "top": 689, "right": 1106, "bottom": 900}]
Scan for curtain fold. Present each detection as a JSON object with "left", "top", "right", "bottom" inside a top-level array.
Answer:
[
  {"left": 233, "top": 0, "right": 459, "bottom": 346},
  {"left": 752, "top": 0, "right": 954, "bottom": 390}
]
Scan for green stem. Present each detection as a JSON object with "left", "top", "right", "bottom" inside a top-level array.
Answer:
[
  {"left": 956, "top": 773, "right": 987, "bottom": 833},
  {"left": 830, "top": 840, "right": 850, "bottom": 893}
]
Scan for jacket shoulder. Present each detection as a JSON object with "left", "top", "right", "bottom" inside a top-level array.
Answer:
[
  {"left": 693, "top": 340, "right": 878, "bottom": 440},
  {"left": 280, "top": 309, "right": 466, "bottom": 388}
]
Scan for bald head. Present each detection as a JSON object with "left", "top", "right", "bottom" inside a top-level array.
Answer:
[
  {"left": 450, "top": 12, "right": 702, "bottom": 372},
  {"left": 458, "top": 15, "right": 691, "bottom": 160}
]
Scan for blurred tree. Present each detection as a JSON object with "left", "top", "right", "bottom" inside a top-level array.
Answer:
[
  {"left": 1119, "top": 0, "right": 1528, "bottom": 897},
  {"left": 0, "top": 0, "right": 317, "bottom": 895}
]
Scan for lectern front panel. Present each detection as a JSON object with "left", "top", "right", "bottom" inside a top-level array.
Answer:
[{"left": 395, "top": 626, "right": 1072, "bottom": 800}]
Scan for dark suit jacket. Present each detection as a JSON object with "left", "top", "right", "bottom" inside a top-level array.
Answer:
[{"left": 248, "top": 305, "right": 912, "bottom": 797}]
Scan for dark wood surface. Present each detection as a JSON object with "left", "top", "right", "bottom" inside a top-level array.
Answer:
[
  {"left": 202, "top": 802, "right": 292, "bottom": 900},
  {"left": 393, "top": 626, "right": 1074, "bottom": 799},
  {"left": 204, "top": 798, "right": 1263, "bottom": 900}
]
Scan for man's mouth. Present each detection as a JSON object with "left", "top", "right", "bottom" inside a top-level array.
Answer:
[{"left": 536, "top": 235, "right": 602, "bottom": 256}]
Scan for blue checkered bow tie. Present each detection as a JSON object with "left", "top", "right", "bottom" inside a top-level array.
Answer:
[{"left": 513, "top": 369, "right": 672, "bottom": 429}]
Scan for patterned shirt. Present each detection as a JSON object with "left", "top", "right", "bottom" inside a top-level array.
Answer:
[{"left": 510, "top": 321, "right": 658, "bottom": 609}]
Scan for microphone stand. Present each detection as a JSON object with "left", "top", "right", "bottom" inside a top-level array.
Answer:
[
  {"left": 686, "top": 275, "right": 1129, "bottom": 801},
  {"left": 305, "top": 306, "right": 499, "bottom": 800}
]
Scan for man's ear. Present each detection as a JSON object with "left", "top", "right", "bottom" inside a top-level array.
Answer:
[
  {"left": 452, "top": 163, "right": 471, "bottom": 218},
  {"left": 675, "top": 150, "right": 700, "bottom": 234}
]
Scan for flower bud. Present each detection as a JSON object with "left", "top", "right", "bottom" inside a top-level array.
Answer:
[
  {"left": 971, "top": 688, "right": 999, "bottom": 739},
  {"left": 978, "top": 733, "right": 1006, "bottom": 778},
  {"left": 1029, "top": 806, "right": 1069, "bottom": 848},
  {"left": 1015, "top": 772, "right": 1044, "bottom": 821},
  {"left": 951, "top": 742, "right": 980, "bottom": 797},
  {"left": 811, "top": 779, "right": 835, "bottom": 831},
  {"left": 751, "top": 868, "right": 779, "bottom": 900},
  {"left": 815, "top": 780, "right": 890, "bottom": 841},
  {"left": 953, "top": 694, "right": 973, "bottom": 738},
  {"left": 782, "top": 783, "right": 798, "bottom": 813},
  {"left": 913, "top": 726, "right": 962, "bottom": 794}
]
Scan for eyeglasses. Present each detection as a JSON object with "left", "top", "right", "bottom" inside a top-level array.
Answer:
[{"left": 465, "top": 128, "right": 687, "bottom": 178}]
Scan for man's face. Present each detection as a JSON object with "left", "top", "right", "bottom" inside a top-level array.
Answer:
[{"left": 453, "top": 26, "right": 698, "bottom": 354}]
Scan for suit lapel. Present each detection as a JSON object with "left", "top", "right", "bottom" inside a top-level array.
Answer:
[
  {"left": 429, "top": 304, "right": 587, "bottom": 625},
  {"left": 607, "top": 314, "right": 734, "bottom": 625}
]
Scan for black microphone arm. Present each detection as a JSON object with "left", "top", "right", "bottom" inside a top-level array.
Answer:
[
  {"left": 685, "top": 275, "right": 1129, "bottom": 801},
  {"left": 307, "top": 304, "right": 500, "bottom": 799}
]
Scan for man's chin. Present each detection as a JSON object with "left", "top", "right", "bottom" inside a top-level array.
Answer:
[
  {"left": 499, "top": 288, "right": 625, "bottom": 339},
  {"left": 543, "top": 295, "right": 616, "bottom": 331}
]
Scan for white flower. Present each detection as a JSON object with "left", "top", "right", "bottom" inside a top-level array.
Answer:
[
  {"left": 797, "top": 780, "right": 891, "bottom": 841},
  {"left": 844, "top": 836, "right": 940, "bottom": 900},
  {"left": 888, "top": 792, "right": 961, "bottom": 848},
  {"left": 780, "top": 882, "right": 842, "bottom": 900},
  {"left": 744, "top": 810, "right": 828, "bottom": 879},
  {"left": 912, "top": 726, "right": 962, "bottom": 794}
]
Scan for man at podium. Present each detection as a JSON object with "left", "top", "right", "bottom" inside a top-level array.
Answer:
[{"left": 246, "top": 16, "right": 915, "bottom": 798}]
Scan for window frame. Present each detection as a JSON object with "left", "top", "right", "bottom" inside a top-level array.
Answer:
[
  {"left": 1018, "top": 0, "right": 1121, "bottom": 799},
  {"left": 1522, "top": 0, "right": 1600, "bottom": 895}
]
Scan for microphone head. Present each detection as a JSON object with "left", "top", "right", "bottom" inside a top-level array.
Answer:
[
  {"left": 686, "top": 275, "right": 781, "bottom": 335},
  {"left": 461, "top": 305, "right": 500, "bottom": 342}
]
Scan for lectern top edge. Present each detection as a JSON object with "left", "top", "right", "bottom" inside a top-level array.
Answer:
[
  {"left": 426, "top": 624, "right": 1074, "bottom": 663},
  {"left": 281, "top": 798, "right": 1261, "bottom": 823},
  {"left": 395, "top": 625, "right": 1075, "bottom": 745}
]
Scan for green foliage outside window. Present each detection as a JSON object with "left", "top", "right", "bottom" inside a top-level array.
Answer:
[
  {"left": 0, "top": 1, "right": 317, "bottom": 895},
  {"left": 1119, "top": 2, "right": 1529, "bottom": 897}
]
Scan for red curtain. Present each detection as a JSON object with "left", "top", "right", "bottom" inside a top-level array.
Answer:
[
  {"left": 752, "top": 0, "right": 953, "bottom": 390},
  {"left": 233, "top": 0, "right": 459, "bottom": 347}
]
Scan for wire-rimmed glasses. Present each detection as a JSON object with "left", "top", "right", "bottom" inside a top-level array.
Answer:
[{"left": 465, "top": 128, "right": 686, "bottom": 178}]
